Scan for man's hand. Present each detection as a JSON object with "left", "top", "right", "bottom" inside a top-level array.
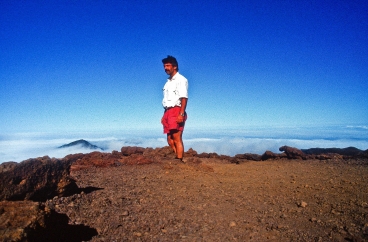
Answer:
[
  {"left": 176, "top": 115, "right": 184, "bottom": 123},
  {"left": 177, "top": 98, "right": 187, "bottom": 124}
]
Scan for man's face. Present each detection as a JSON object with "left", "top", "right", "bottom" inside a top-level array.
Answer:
[{"left": 164, "top": 63, "right": 177, "bottom": 77}]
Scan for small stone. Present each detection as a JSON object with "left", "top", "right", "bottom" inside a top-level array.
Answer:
[
  {"left": 121, "top": 210, "right": 129, "bottom": 216},
  {"left": 67, "top": 202, "right": 75, "bottom": 207},
  {"left": 230, "top": 221, "right": 237, "bottom": 227},
  {"left": 297, "top": 201, "right": 307, "bottom": 208}
]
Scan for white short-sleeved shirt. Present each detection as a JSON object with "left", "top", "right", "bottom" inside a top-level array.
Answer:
[{"left": 162, "top": 72, "right": 188, "bottom": 108}]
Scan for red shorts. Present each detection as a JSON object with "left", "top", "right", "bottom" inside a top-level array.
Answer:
[{"left": 162, "top": 106, "right": 187, "bottom": 134}]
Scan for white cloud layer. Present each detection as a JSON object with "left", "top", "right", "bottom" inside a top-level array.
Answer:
[{"left": 1, "top": 126, "right": 367, "bottom": 163}]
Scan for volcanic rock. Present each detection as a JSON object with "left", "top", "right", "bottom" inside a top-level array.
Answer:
[
  {"left": 121, "top": 146, "right": 145, "bottom": 156},
  {"left": 121, "top": 154, "right": 154, "bottom": 165},
  {"left": 197, "top": 152, "right": 211, "bottom": 158},
  {"left": 279, "top": 146, "right": 306, "bottom": 159},
  {"left": 235, "top": 153, "right": 262, "bottom": 161},
  {"left": 301, "top": 146, "right": 363, "bottom": 156},
  {"left": 143, "top": 146, "right": 175, "bottom": 158},
  {"left": 0, "top": 200, "right": 49, "bottom": 241},
  {"left": 70, "top": 151, "right": 123, "bottom": 171},
  {"left": 185, "top": 148, "right": 198, "bottom": 157},
  {"left": 0, "top": 200, "right": 97, "bottom": 242},
  {"left": 0, "top": 161, "right": 18, "bottom": 173},
  {"left": 261, "top": 150, "right": 280, "bottom": 160},
  {"left": 0, "top": 156, "right": 78, "bottom": 201},
  {"left": 315, "top": 153, "right": 344, "bottom": 160}
]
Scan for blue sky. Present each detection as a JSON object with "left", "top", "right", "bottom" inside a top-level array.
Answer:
[{"left": 1, "top": 0, "right": 367, "bottom": 135}]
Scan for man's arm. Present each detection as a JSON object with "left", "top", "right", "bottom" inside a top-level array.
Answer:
[
  {"left": 180, "top": 98, "right": 187, "bottom": 114},
  {"left": 177, "top": 98, "right": 188, "bottom": 123}
]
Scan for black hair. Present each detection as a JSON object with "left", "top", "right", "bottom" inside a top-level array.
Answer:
[{"left": 162, "top": 55, "right": 179, "bottom": 71}]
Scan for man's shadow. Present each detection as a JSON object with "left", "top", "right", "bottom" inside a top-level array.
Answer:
[{"left": 79, "top": 186, "right": 104, "bottom": 194}]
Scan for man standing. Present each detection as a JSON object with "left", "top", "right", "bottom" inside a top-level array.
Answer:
[{"left": 161, "top": 55, "right": 188, "bottom": 161}]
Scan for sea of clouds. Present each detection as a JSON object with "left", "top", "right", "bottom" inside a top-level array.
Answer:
[{"left": 1, "top": 125, "right": 367, "bottom": 164}]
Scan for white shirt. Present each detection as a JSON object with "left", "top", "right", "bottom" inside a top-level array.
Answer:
[{"left": 162, "top": 72, "right": 188, "bottom": 108}]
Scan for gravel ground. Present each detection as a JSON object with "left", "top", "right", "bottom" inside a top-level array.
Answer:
[{"left": 45, "top": 158, "right": 368, "bottom": 241}]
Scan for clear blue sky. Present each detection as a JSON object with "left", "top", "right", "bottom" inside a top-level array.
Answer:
[{"left": 1, "top": 0, "right": 367, "bottom": 135}]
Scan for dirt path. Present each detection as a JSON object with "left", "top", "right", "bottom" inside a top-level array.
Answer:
[{"left": 48, "top": 158, "right": 368, "bottom": 241}]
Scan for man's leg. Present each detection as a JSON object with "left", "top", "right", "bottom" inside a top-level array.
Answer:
[
  {"left": 167, "top": 133, "right": 176, "bottom": 154},
  {"left": 171, "top": 130, "right": 184, "bottom": 159}
]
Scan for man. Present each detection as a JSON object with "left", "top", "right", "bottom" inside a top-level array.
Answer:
[{"left": 161, "top": 55, "right": 188, "bottom": 161}]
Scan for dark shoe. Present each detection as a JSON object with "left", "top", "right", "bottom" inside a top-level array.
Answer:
[{"left": 175, "top": 157, "right": 185, "bottom": 163}]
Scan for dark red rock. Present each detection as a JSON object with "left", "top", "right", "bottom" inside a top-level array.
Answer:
[
  {"left": 0, "top": 161, "right": 18, "bottom": 173},
  {"left": 198, "top": 152, "right": 210, "bottom": 158},
  {"left": 71, "top": 148, "right": 159, "bottom": 170},
  {"left": 208, "top": 153, "right": 220, "bottom": 158},
  {"left": 358, "top": 149, "right": 368, "bottom": 158},
  {"left": 0, "top": 200, "right": 48, "bottom": 241},
  {"left": 235, "top": 153, "right": 262, "bottom": 161},
  {"left": 121, "top": 154, "right": 154, "bottom": 165},
  {"left": 219, "top": 155, "right": 231, "bottom": 160},
  {"left": 185, "top": 148, "right": 198, "bottom": 157},
  {"left": 0, "top": 156, "right": 78, "bottom": 202},
  {"left": 279, "top": 146, "right": 306, "bottom": 160},
  {"left": 261, "top": 150, "right": 279, "bottom": 160},
  {"left": 301, "top": 147, "right": 363, "bottom": 156},
  {"left": 70, "top": 151, "right": 123, "bottom": 170},
  {"left": 121, "top": 146, "right": 145, "bottom": 156},
  {"left": 0, "top": 200, "right": 97, "bottom": 241},
  {"left": 143, "top": 146, "right": 175, "bottom": 158},
  {"left": 111, "top": 150, "right": 121, "bottom": 157},
  {"left": 315, "top": 153, "right": 344, "bottom": 160}
]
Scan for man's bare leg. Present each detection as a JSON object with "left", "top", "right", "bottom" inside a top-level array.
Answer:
[
  {"left": 167, "top": 133, "right": 177, "bottom": 155},
  {"left": 171, "top": 130, "right": 184, "bottom": 159}
]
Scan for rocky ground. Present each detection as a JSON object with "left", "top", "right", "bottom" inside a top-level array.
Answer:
[{"left": 45, "top": 157, "right": 368, "bottom": 241}]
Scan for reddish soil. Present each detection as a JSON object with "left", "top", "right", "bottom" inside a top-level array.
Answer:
[{"left": 46, "top": 158, "right": 368, "bottom": 241}]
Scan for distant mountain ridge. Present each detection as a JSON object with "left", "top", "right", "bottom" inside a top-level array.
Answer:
[{"left": 58, "top": 139, "right": 103, "bottom": 150}]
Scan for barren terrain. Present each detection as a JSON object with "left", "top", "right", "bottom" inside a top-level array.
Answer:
[{"left": 47, "top": 157, "right": 368, "bottom": 241}]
